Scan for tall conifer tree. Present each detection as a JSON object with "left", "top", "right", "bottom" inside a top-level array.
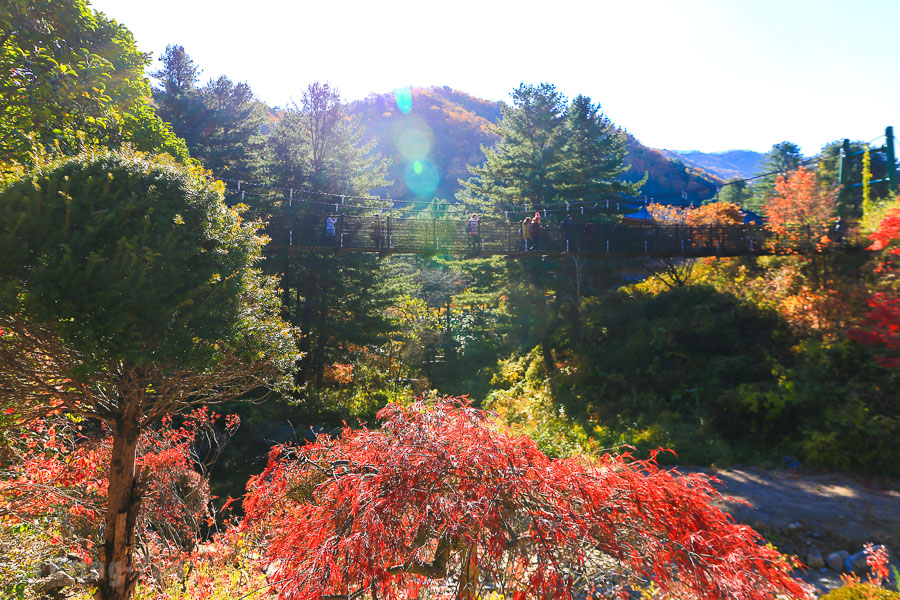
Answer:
[
  {"left": 461, "top": 84, "right": 639, "bottom": 211},
  {"left": 461, "top": 83, "right": 568, "bottom": 211},
  {"left": 560, "top": 94, "right": 640, "bottom": 202}
]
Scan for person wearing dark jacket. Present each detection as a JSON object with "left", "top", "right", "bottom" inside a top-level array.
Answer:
[{"left": 560, "top": 214, "right": 573, "bottom": 252}]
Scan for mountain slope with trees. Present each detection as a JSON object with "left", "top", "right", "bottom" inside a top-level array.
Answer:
[
  {"left": 348, "top": 86, "right": 724, "bottom": 205},
  {"left": 661, "top": 149, "right": 766, "bottom": 180}
]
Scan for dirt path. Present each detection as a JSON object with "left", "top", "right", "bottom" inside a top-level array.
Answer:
[{"left": 695, "top": 467, "right": 900, "bottom": 595}]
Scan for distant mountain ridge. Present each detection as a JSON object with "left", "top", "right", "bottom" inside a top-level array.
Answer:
[
  {"left": 660, "top": 149, "right": 766, "bottom": 181},
  {"left": 348, "top": 86, "right": 726, "bottom": 204}
]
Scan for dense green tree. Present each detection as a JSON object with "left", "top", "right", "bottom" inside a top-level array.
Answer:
[
  {"left": 718, "top": 177, "right": 753, "bottom": 208},
  {"left": 264, "top": 83, "right": 392, "bottom": 389},
  {"left": 196, "top": 75, "right": 267, "bottom": 180},
  {"left": 0, "top": 149, "right": 296, "bottom": 600},
  {"left": 152, "top": 46, "right": 266, "bottom": 180},
  {"left": 0, "top": 1, "right": 187, "bottom": 164},
  {"left": 152, "top": 44, "right": 200, "bottom": 96},
  {"left": 267, "top": 82, "right": 387, "bottom": 195},
  {"left": 461, "top": 84, "right": 641, "bottom": 212},
  {"left": 560, "top": 94, "right": 640, "bottom": 202},
  {"left": 459, "top": 85, "right": 643, "bottom": 370},
  {"left": 461, "top": 83, "right": 569, "bottom": 211},
  {"left": 151, "top": 45, "right": 206, "bottom": 151}
]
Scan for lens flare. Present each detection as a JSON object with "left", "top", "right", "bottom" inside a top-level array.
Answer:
[
  {"left": 391, "top": 116, "right": 433, "bottom": 161},
  {"left": 393, "top": 87, "right": 413, "bottom": 114},
  {"left": 404, "top": 160, "right": 439, "bottom": 197}
]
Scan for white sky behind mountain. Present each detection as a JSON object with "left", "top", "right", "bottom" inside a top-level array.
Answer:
[{"left": 90, "top": 0, "right": 899, "bottom": 155}]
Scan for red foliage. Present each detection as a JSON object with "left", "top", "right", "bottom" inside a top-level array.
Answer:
[
  {"left": 0, "top": 408, "right": 237, "bottom": 574},
  {"left": 851, "top": 197, "right": 900, "bottom": 367},
  {"left": 865, "top": 543, "right": 890, "bottom": 586},
  {"left": 244, "top": 399, "right": 811, "bottom": 600},
  {"left": 849, "top": 293, "right": 900, "bottom": 368},
  {"left": 867, "top": 201, "right": 900, "bottom": 260}
]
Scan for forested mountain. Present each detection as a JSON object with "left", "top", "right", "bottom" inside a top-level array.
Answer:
[
  {"left": 347, "top": 87, "right": 500, "bottom": 203},
  {"left": 661, "top": 149, "right": 766, "bottom": 181},
  {"left": 348, "top": 86, "right": 723, "bottom": 205},
  {"left": 623, "top": 136, "right": 722, "bottom": 203}
]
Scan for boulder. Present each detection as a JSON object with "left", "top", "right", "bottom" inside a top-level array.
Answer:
[
  {"left": 846, "top": 550, "right": 869, "bottom": 574},
  {"left": 35, "top": 570, "right": 75, "bottom": 594},
  {"left": 806, "top": 547, "right": 825, "bottom": 570},
  {"left": 826, "top": 550, "right": 850, "bottom": 572},
  {"left": 39, "top": 560, "right": 60, "bottom": 577}
]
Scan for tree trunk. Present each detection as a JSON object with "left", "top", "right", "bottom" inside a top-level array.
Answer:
[
  {"left": 571, "top": 299, "right": 583, "bottom": 346},
  {"left": 458, "top": 544, "right": 479, "bottom": 600},
  {"left": 541, "top": 336, "right": 554, "bottom": 372},
  {"left": 96, "top": 400, "right": 143, "bottom": 600},
  {"left": 314, "top": 324, "right": 327, "bottom": 388},
  {"left": 297, "top": 255, "right": 316, "bottom": 386}
]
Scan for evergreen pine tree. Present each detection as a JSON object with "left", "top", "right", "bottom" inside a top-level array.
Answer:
[
  {"left": 560, "top": 94, "right": 640, "bottom": 202},
  {"left": 264, "top": 83, "right": 393, "bottom": 389},
  {"left": 461, "top": 83, "right": 568, "bottom": 211},
  {"left": 151, "top": 45, "right": 207, "bottom": 153}
]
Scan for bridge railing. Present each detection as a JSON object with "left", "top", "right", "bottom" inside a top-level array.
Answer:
[{"left": 250, "top": 210, "right": 769, "bottom": 257}]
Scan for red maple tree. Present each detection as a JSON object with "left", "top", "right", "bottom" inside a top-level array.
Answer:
[
  {"left": 0, "top": 408, "right": 237, "bottom": 579},
  {"left": 244, "top": 398, "right": 811, "bottom": 600},
  {"left": 850, "top": 197, "right": 900, "bottom": 367}
]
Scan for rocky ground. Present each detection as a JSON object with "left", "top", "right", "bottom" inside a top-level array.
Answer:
[{"left": 699, "top": 466, "right": 900, "bottom": 595}]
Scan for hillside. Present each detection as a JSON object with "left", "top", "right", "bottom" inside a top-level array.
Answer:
[
  {"left": 661, "top": 149, "right": 765, "bottom": 181},
  {"left": 348, "top": 87, "right": 500, "bottom": 203},
  {"left": 349, "top": 86, "right": 723, "bottom": 205},
  {"left": 625, "top": 136, "right": 722, "bottom": 203}
]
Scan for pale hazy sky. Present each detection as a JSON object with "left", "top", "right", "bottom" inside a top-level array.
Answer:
[{"left": 90, "top": 0, "right": 899, "bottom": 155}]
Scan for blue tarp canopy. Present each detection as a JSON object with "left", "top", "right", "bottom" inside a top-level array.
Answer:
[
  {"left": 624, "top": 207, "right": 653, "bottom": 221},
  {"left": 742, "top": 209, "right": 763, "bottom": 224}
]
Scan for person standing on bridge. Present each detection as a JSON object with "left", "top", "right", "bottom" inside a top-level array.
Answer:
[
  {"left": 371, "top": 214, "right": 383, "bottom": 249},
  {"left": 467, "top": 214, "right": 480, "bottom": 251},
  {"left": 522, "top": 216, "right": 532, "bottom": 251},
  {"left": 560, "top": 214, "right": 573, "bottom": 252},
  {"left": 325, "top": 213, "right": 337, "bottom": 244},
  {"left": 529, "top": 212, "right": 542, "bottom": 251}
]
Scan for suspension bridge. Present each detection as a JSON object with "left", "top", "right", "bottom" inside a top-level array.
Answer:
[
  {"left": 255, "top": 210, "right": 770, "bottom": 258},
  {"left": 230, "top": 125, "right": 896, "bottom": 259}
]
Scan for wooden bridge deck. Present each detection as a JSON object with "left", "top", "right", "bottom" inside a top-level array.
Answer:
[{"left": 256, "top": 213, "right": 770, "bottom": 258}]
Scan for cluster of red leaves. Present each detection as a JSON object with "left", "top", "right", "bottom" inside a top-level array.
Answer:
[
  {"left": 764, "top": 168, "right": 837, "bottom": 253},
  {"left": 0, "top": 408, "right": 237, "bottom": 575},
  {"left": 865, "top": 543, "right": 891, "bottom": 585},
  {"left": 866, "top": 202, "right": 900, "bottom": 266},
  {"left": 849, "top": 293, "right": 900, "bottom": 368},
  {"left": 850, "top": 197, "right": 900, "bottom": 367},
  {"left": 244, "top": 399, "right": 811, "bottom": 600}
]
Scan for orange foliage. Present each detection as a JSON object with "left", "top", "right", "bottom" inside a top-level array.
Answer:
[
  {"left": 323, "top": 362, "right": 355, "bottom": 385},
  {"left": 688, "top": 202, "right": 744, "bottom": 226},
  {"left": 763, "top": 168, "right": 837, "bottom": 253},
  {"left": 777, "top": 285, "right": 858, "bottom": 338},
  {"left": 647, "top": 203, "right": 686, "bottom": 222},
  {"left": 646, "top": 202, "right": 744, "bottom": 226}
]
